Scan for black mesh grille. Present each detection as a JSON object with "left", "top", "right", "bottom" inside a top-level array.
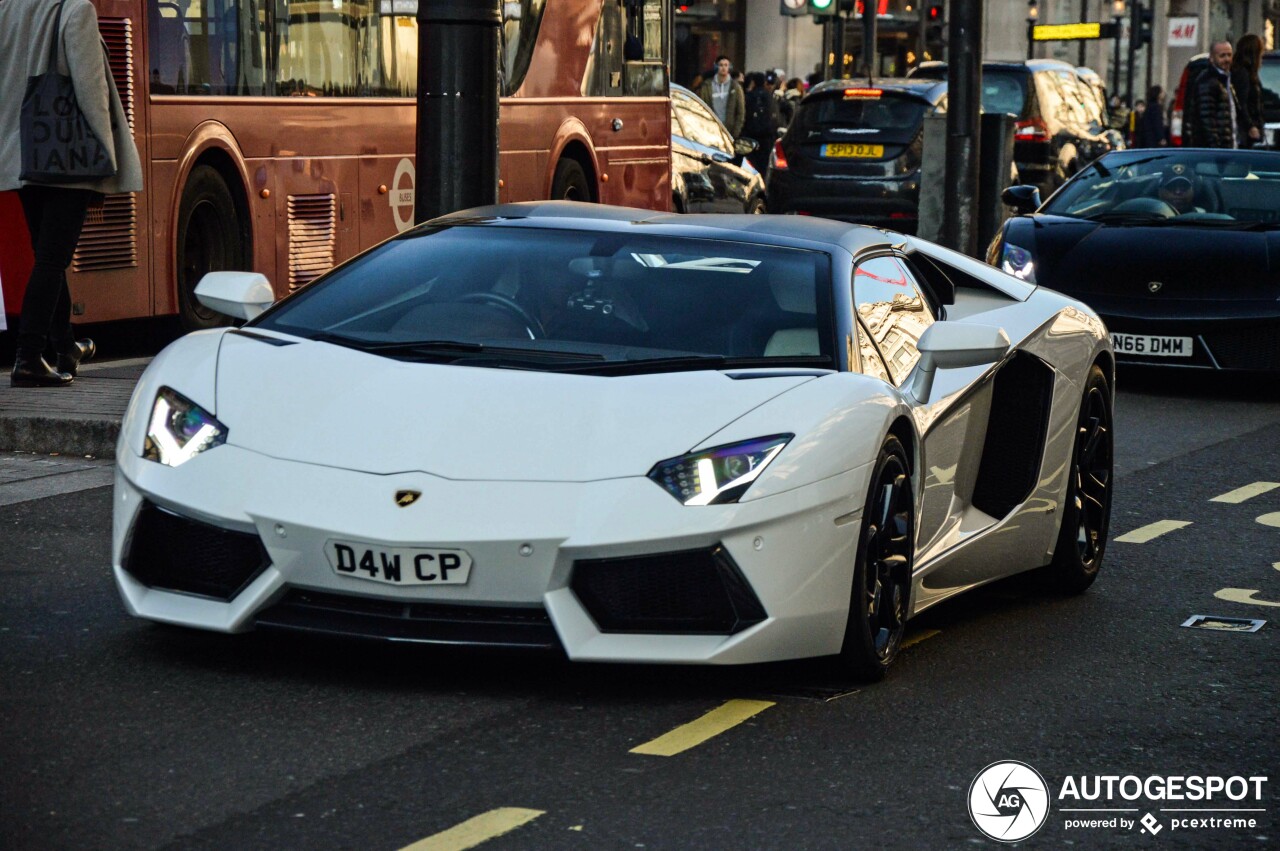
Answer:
[
  {"left": 972, "top": 352, "right": 1054, "bottom": 519},
  {"left": 123, "top": 502, "right": 269, "bottom": 600},
  {"left": 1202, "top": 326, "right": 1280, "bottom": 371},
  {"left": 255, "top": 590, "right": 560, "bottom": 649},
  {"left": 570, "top": 546, "right": 767, "bottom": 634}
]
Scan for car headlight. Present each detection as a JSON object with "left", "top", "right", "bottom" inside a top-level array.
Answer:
[
  {"left": 143, "top": 387, "right": 227, "bottom": 467},
  {"left": 1000, "top": 242, "right": 1036, "bottom": 283},
  {"left": 648, "top": 435, "right": 792, "bottom": 505}
]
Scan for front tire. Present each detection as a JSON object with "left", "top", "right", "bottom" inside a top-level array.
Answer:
[
  {"left": 1045, "top": 364, "right": 1113, "bottom": 593},
  {"left": 176, "top": 165, "right": 246, "bottom": 330},
  {"left": 838, "top": 434, "right": 914, "bottom": 682}
]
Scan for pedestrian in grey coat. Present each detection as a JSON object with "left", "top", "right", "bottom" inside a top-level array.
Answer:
[{"left": 0, "top": 0, "right": 142, "bottom": 387}]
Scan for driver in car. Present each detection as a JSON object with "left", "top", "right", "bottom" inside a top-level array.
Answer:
[{"left": 1156, "top": 168, "right": 1203, "bottom": 215}]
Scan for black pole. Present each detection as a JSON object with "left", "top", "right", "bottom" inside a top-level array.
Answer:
[
  {"left": 1078, "top": 0, "right": 1087, "bottom": 65},
  {"left": 832, "top": 13, "right": 845, "bottom": 78},
  {"left": 414, "top": 0, "right": 501, "bottom": 224},
  {"left": 943, "top": 0, "right": 981, "bottom": 256},
  {"left": 1026, "top": 20, "right": 1035, "bottom": 60},
  {"left": 1125, "top": 1, "right": 1136, "bottom": 108},
  {"left": 861, "top": 0, "right": 878, "bottom": 77},
  {"left": 1111, "top": 15, "right": 1122, "bottom": 97}
]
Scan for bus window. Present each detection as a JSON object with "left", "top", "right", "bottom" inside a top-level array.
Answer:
[
  {"left": 149, "top": 0, "right": 267, "bottom": 95},
  {"left": 623, "top": 0, "right": 666, "bottom": 96},
  {"left": 501, "top": 0, "right": 546, "bottom": 96}
]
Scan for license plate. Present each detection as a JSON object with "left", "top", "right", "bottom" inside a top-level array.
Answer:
[
  {"left": 822, "top": 143, "right": 884, "bottom": 159},
  {"left": 325, "top": 540, "right": 472, "bottom": 585},
  {"left": 1111, "top": 333, "right": 1193, "bottom": 357}
]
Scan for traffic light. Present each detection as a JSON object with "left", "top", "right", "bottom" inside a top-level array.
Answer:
[
  {"left": 925, "top": 3, "right": 945, "bottom": 43},
  {"left": 809, "top": 0, "right": 837, "bottom": 15},
  {"left": 1131, "top": 2, "right": 1154, "bottom": 50},
  {"left": 780, "top": 0, "right": 808, "bottom": 17}
]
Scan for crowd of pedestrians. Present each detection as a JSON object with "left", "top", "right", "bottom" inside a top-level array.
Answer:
[
  {"left": 690, "top": 58, "right": 809, "bottom": 172},
  {"left": 1127, "top": 32, "right": 1270, "bottom": 150}
]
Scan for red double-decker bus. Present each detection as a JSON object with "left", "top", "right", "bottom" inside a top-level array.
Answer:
[{"left": 1, "top": 0, "right": 672, "bottom": 331}]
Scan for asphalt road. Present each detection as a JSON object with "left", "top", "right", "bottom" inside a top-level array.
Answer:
[{"left": 1, "top": 368, "right": 1277, "bottom": 850}]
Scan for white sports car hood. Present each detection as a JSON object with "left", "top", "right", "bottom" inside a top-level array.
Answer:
[{"left": 213, "top": 333, "right": 818, "bottom": 480}]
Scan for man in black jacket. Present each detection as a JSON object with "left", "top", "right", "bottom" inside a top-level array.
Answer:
[{"left": 1192, "top": 40, "right": 1243, "bottom": 148}]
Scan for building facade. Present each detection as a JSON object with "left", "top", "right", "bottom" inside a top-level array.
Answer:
[{"left": 684, "top": 0, "right": 1278, "bottom": 100}]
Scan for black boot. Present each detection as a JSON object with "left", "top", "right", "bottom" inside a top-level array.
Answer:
[
  {"left": 55, "top": 338, "right": 96, "bottom": 377},
  {"left": 11, "top": 353, "right": 73, "bottom": 388}
]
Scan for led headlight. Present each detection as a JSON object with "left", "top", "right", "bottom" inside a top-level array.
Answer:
[
  {"left": 1000, "top": 243, "right": 1036, "bottom": 283},
  {"left": 143, "top": 387, "right": 227, "bottom": 467},
  {"left": 648, "top": 435, "right": 792, "bottom": 506}
]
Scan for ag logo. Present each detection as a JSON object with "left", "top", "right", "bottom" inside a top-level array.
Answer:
[
  {"left": 394, "top": 489, "right": 422, "bottom": 507},
  {"left": 968, "top": 760, "right": 1050, "bottom": 842}
]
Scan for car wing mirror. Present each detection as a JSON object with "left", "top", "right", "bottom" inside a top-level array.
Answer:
[
  {"left": 1001, "top": 184, "right": 1042, "bottom": 215},
  {"left": 733, "top": 137, "right": 758, "bottom": 157},
  {"left": 909, "top": 322, "right": 1010, "bottom": 402},
  {"left": 194, "top": 271, "right": 275, "bottom": 321}
]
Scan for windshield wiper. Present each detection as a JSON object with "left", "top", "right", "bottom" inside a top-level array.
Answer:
[
  {"left": 1080, "top": 211, "right": 1172, "bottom": 225},
  {"left": 552, "top": 355, "right": 832, "bottom": 376},
  {"left": 309, "top": 333, "right": 604, "bottom": 362},
  {"left": 1164, "top": 218, "right": 1277, "bottom": 230}
]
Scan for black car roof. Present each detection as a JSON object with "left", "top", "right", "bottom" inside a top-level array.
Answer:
[
  {"left": 805, "top": 77, "right": 946, "bottom": 104},
  {"left": 424, "top": 201, "right": 898, "bottom": 257}
]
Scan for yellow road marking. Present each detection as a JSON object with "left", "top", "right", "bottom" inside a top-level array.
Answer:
[
  {"left": 400, "top": 808, "right": 545, "bottom": 851},
  {"left": 901, "top": 628, "right": 941, "bottom": 649},
  {"left": 1214, "top": 588, "right": 1280, "bottom": 608},
  {"left": 1258, "top": 512, "right": 1280, "bottom": 528},
  {"left": 629, "top": 699, "right": 774, "bottom": 757},
  {"left": 1114, "top": 520, "right": 1191, "bottom": 543},
  {"left": 1211, "top": 482, "right": 1280, "bottom": 503}
]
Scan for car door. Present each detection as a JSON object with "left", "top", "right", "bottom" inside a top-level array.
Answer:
[
  {"left": 851, "top": 253, "right": 992, "bottom": 563},
  {"left": 671, "top": 90, "right": 754, "bottom": 213}
]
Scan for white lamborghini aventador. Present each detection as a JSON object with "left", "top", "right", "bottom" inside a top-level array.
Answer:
[{"left": 113, "top": 202, "right": 1114, "bottom": 681}]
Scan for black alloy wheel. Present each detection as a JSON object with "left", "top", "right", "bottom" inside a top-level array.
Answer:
[
  {"left": 1046, "top": 364, "right": 1113, "bottom": 593},
  {"left": 550, "top": 158, "right": 592, "bottom": 202},
  {"left": 840, "top": 434, "right": 914, "bottom": 681},
  {"left": 176, "top": 165, "right": 245, "bottom": 330}
]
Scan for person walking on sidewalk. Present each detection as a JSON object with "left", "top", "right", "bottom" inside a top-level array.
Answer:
[
  {"left": 697, "top": 55, "right": 745, "bottom": 139},
  {"left": 1191, "top": 40, "right": 1243, "bottom": 149},
  {"left": 0, "top": 0, "right": 142, "bottom": 387},
  {"left": 1232, "top": 33, "right": 1266, "bottom": 147}
]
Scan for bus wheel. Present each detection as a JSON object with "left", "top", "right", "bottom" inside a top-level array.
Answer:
[
  {"left": 176, "top": 165, "right": 245, "bottom": 330},
  {"left": 551, "top": 158, "right": 592, "bottom": 202}
]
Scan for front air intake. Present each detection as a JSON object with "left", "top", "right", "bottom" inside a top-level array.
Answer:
[
  {"left": 570, "top": 546, "right": 767, "bottom": 634},
  {"left": 123, "top": 501, "right": 269, "bottom": 600}
]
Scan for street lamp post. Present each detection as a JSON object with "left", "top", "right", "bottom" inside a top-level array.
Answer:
[{"left": 1026, "top": 0, "right": 1038, "bottom": 61}]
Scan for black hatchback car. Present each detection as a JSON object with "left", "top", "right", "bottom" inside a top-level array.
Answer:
[
  {"left": 765, "top": 78, "right": 946, "bottom": 232},
  {"left": 912, "top": 59, "right": 1118, "bottom": 195}
]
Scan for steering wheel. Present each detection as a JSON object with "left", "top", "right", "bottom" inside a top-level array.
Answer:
[{"left": 457, "top": 292, "right": 545, "bottom": 339}]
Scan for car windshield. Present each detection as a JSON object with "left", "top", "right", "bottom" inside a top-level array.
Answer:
[
  {"left": 1041, "top": 150, "right": 1280, "bottom": 226},
  {"left": 796, "top": 91, "right": 929, "bottom": 142},
  {"left": 253, "top": 225, "right": 836, "bottom": 374}
]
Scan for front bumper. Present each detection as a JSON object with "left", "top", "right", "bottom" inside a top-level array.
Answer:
[
  {"left": 113, "top": 444, "right": 870, "bottom": 665},
  {"left": 1101, "top": 307, "right": 1280, "bottom": 371}
]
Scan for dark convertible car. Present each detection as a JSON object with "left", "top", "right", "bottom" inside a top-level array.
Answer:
[{"left": 990, "top": 148, "right": 1280, "bottom": 371}]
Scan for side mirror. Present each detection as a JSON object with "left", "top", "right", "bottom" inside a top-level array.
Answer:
[
  {"left": 1001, "top": 185, "right": 1042, "bottom": 215},
  {"left": 909, "top": 322, "right": 1010, "bottom": 402},
  {"left": 194, "top": 271, "right": 275, "bottom": 321},
  {"left": 733, "top": 137, "right": 759, "bottom": 157}
]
